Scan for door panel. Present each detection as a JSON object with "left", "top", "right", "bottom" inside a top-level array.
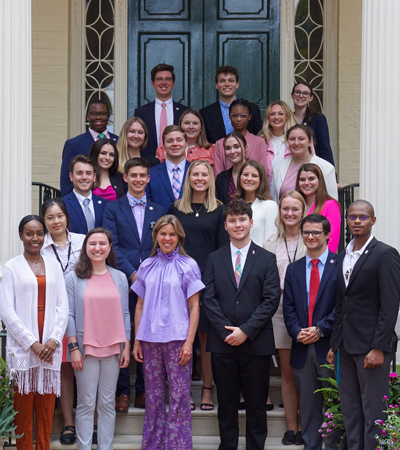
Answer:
[{"left": 128, "top": 0, "right": 279, "bottom": 117}]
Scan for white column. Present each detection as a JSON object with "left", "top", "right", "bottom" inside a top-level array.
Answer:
[
  {"left": 359, "top": 0, "right": 400, "bottom": 251},
  {"left": 0, "top": 1, "right": 32, "bottom": 277}
]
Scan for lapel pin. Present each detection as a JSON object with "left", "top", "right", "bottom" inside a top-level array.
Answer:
[
  {"left": 365, "top": 250, "right": 369, "bottom": 254},
  {"left": 252, "top": 250, "right": 255, "bottom": 254},
  {"left": 330, "top": 259, "right": 334, "bottom": 264},
  {"left": 149, "top": 206, "right": 153, "bottom": 210},
  {"left": 98, "top": 200, "right": 102, "bottom": 204},
  {"left": 150, "top": 221, "right": 156, "bottom": 229},
  {"left": 114, "top": 186, "right": 117, "bottom": 189},
  {"left": 176, "top": 107, "right": 179, "bottom": 110}
]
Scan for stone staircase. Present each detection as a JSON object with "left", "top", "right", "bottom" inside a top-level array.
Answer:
[{"left": 49, "top": 372, "right": 297, "bottom": 449}]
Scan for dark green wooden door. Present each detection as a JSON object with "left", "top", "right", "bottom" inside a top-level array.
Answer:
[{"left": 128, "top": 0, "right": 280, "bottom": 116}]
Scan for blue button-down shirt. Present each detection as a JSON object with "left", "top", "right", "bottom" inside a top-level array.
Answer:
[
  {"left": 219, "top": 98, "right": 235, "bottom": 135},
  {"left": 305, "top": 248, "right": 329, "bottom": 306}
]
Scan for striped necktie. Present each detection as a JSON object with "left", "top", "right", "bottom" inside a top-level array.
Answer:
[{"left": 235, "top": 250, "right": 242, "bottom": 288}]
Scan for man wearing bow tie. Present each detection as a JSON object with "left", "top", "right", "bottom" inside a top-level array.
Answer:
[
  {"left": 103, "top": 157, "right": 165, "bottom": 412},
  {"left": 283, "top": 214, "right": 340, "bottom": 449},
  {"left": 327, "top": 200, "right": 400, "bottom": 450},
  {"left": 62, "top": 155, "right": 109, "bottom": 234}
]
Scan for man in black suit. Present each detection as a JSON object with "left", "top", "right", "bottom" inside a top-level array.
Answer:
[
  {"left": 60, "top": 100, "right": 118, "bottom": 196},
  {"left": 284, "top": 215, "right": 340, "bottom": 448},
  {"left": 134, "top": 63, "right": 188, "bottom": 157},
  {"left": 200, "top": 66, "right": 262, "bottom": 144},
  {"left": 327, "top": 200, "right": 400, "bottom": 450},
  {"left": 203, "top": 199, "right": 280, "bottom": 450}
]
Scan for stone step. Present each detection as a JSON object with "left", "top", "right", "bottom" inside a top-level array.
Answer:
[
  {"left": 50, "top": 434, "right": 294, "bottom": 449},
  {"left": 52, "top": 407, "right": 287, "bottom": 437}
]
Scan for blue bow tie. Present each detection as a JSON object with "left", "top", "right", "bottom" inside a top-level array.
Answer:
[{"left": 129, "top": 196, "right": 147, "bottom": 208}]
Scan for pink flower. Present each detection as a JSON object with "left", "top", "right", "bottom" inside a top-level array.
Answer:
[
  {"left": 390, "top": 373, "right": 398, "bottom": 378},
  {"left": 322, "top": 434, "right": 326, "bottom": 438},
  {"left": 384, "top": 395, "right": 388, "bottom": 400},
  {"left": 379, "top": 420, "right": 384, "bottom": 424},
  {"left": 322, "top": 423, "right": 327, "bottom": 429},
  {"left": 382, "top": 430, "right": 386, "bottom": 435}
]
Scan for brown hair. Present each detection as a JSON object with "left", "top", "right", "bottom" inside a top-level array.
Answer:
[
  {"left": 75, "top": 228, "right": 117, "bottom": 279},
  {"left": 234, "top": 160, "right": 272, "bottom": 201},
  {"left": 69, "top": 154, "right": 94, "bottom": 174},
  {"left": 124, "top": 157, "right": 150, "bottom": 175},
  {"left": 215, "top": 66, "right": 239, "bottom": 83},
  {"left": 292, "top": 81, "right": 316, "bottom": 122},
  {"left": 150, "top": 215, "right": 190, "bottom": 257},
  {"left": 162, "top": 125, "right": 187, "bottom": 145},
  {"left": 286, "top": 124, "right": 314, "bottom": 155},
  {"left": 223, "top": 199, "right": 253, "bottom": 221},
  {"left": 178, "top": 109, "right": 211, "bottom": 149},
  {"left": 295, "top": 163, "right": 340, "bottom": 214},
  {"left": 89, "top": 138, "right": 120, "bottom": 189},
  {"left": 151, "top": 63, "right": 175, "bottom": 82},
  {"left": 117, "top": 116, "right": 149, "bottom": 172}
]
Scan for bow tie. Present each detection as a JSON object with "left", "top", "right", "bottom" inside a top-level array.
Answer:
[{"left": 129, "top": 196, "right": 147, "bottom": 208}]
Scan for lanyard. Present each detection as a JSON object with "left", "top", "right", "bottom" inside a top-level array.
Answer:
[
  {"left": 284, "top": 237, "right": 298, "bottom": 264},
  {"left": 51, "top": 242, "right": 72, "bottom": 273}
]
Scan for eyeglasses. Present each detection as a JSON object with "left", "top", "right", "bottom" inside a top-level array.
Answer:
[
  {"left": 88, "top": 112, "right": 109, "bottom": 118},
  {"left": 293, "top": 90, "right": 311, "bottom": 98},
  {"left": 347, "top": 214, "right": 372, "bottom": 221},
  {"left": 230, "top": 113, "right": 249, "bottom": 119},
  {"left": 301, "top": 230, "right": 324, "bottom": 237},
  {"left": 155, "top": 77, "right": 174, "bottom": 83}
]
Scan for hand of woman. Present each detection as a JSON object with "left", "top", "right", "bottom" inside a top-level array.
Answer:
[
  {"left": 31, "top": 341, "right": 53, "bottom": 365},
  {"left": 38, "top": 339, "right": 58, "bottom": 364},
  {"left": 179, "top": 340, "right": 193, "bottom": 366},
  {"left": 120, "top": 341, "right": 131, "bottom": 368},
  {"left": 71, "top": 349, "right": 84, "bottom": 371},
  {"left": 132, "top": 339, "right": 144, "bottom": 363}
]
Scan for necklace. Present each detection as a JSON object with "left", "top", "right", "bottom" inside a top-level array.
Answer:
[
  {"left": 192, "top": 203, "right": 204, "bottom": 218},
  {"left": 284, "top": 237, "right": 298, "bottom": 264},
  {"left": 31, "top": 256, "right": 42, "bottom": 268}
]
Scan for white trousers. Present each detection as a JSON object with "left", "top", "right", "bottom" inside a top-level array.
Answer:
[{"left": 74, "top": 354, "right": 120, "bottom": 450}]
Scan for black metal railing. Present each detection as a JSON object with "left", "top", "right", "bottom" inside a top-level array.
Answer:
[
  {"left": 338, "top": 183, "right": 359, "bottom": 253},
  {"left": 32, "top": 182, "right": 61, "bottom": 211}
]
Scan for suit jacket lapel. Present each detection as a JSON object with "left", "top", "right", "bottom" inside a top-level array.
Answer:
[
  {"left": 149, "top": 102, "right": 157, "bottom": 144},
  {"left": 315, "top": 254, "right": 337, "bottom": 305},
  {"left": 212, "top": 102, "right": 226, "bottom": 136},
  {"left": 298, "top": 258, "right": 309, "bottom": 320},
  {"left": 237, "top": 242, "right": 257, "bottom": 295},
  {"left": 158, "top": 163, "right": 176, "bottom": 203},
  {"left": 338, "top": 250, "right": 346, "bottom": 292},
  {"left": 179, "top": 161, "right": 191, "bottom": 199},
  {"left": 346, "top": 238, "right": 376, "bottom": 291},
  {"left": 141, "top": 202, "right": 158, "bottom": 244},
  {"left": 119, "top": 196, "right": 140, "bottom": 243},
  {"left": 68, "top": 194, "right": 87, "bottom": 230},
  {"left": 222, "top": 245, "right": 237, "bottom": 289},
  {"left": 92, "top": 195, "right": 104, "bottom": 228},
  {"left": 84, "top": 130, "right": 95, "bottom": 148}
]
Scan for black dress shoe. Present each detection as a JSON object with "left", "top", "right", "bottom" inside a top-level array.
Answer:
[
  {"left": 266, "top": 402, "right": 274, "bottom": 411},
  {"left": 60, "top": 425, "right": 75, "bottom": 445},
  {"left": 295, "top": 431, "right": 304, "bottom": 445},
  {"left": 282, "top": 430, "right": 296, "bottom": 445}
]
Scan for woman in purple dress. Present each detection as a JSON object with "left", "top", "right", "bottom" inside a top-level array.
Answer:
[{"left": 132, "top": 215, "right": 204, "bottom": 450}]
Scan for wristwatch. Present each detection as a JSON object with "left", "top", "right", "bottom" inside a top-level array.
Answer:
[{"left": 68, "top": 342, "right": 79, "bottom": 351}]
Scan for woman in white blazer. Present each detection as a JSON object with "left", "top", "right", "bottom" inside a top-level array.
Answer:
[
  {"left": 234, "top": 160, "right": 278, "bottom": 247},
  {"left": 270, "top": 124, "right": 337, "bottom": 203}
]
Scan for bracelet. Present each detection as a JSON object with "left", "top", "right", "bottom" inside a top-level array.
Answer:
[
  {"left": 70, "top": 347, "right": 79, "bottom": 352},
  {"left": 315, "top": 326, "right": 322, "bottom": 337},
  {"left": 49, "top": 338, "right": 60, "bottom": 346}
]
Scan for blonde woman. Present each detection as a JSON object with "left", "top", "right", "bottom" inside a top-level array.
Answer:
[
  {"left": 168, "top": 160, "right": 228, "bottom": 410},
  {"left": 117, "top": 117, "right": 160, "bottom": 172},
  {"left": 258, "top": 100, "right": 297, "bottom": 183},
  {"left": 263, "top": 191, "right": 306, "bottom": 445}
]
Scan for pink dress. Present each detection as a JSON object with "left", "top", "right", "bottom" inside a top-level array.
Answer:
[
  {"left": 279, "top": 160, "right": 303, "bottom": 199},
  {"left": 213, "top": 131, "right": 268, "bottom": 176},
  {"left": 309, "top": 199, "right": 341, "bottom": 253},
  {"left": 83, "top": 272, "right": 126, "bottom": 357}
]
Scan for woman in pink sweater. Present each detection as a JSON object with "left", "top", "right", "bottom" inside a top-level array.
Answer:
[{"left": 295, "top": 163, "right": 341, "bottom": 252}]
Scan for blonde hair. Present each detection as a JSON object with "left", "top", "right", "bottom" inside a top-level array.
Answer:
[
  {"left": 275, "top": 190, "right": 306, "bottom": 239},
  {"left": 117, "top": 117, "right": 149, "bottom": 173},
  {"left": 150, "top": 215, "right": 190, "bottom": 257},
  {"left": 174, "top": 160, "right": 222, "bottom": 214},
  {"left": 258, "top": 101, "right": 297, "bottom": 144}
]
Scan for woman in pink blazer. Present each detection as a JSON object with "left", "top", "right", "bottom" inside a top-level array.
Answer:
[
  {"left": 295, "top": 163, "right": 341, "bottom": 252},
  {"left": 213, "top": 99, "right": 268, "bottom": 177}
]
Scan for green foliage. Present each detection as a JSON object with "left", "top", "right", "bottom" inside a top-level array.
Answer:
[{"left": 0, "top": 357, "right": 22, "bottom": 440}]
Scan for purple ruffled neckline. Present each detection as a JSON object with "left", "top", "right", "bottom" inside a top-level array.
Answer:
[{"left": 156, "top": 247, "right": 179, "bottom": 260}]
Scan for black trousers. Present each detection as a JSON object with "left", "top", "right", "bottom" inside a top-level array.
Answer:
[{"left": 211, "top": 349, "right": 270, "bottom": 450}]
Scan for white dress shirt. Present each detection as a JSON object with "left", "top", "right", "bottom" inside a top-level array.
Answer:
[
  {"left": 230, "top": 241, "right": 251, "bottom": 273},
  {"left": 165, "top": 158, "right": 187, "bottom": 188},
  {"left": 73, "top": 190, "right": 95, "bottom": 219},
  {"left": 155, "top": 97, "right": 173, "bottom": 146},
  {"left": 342, "top": 235, "right": 374, "bottom": 287},
  {"left": 41, "top": 230, "right": 85, "bottom": 277}
]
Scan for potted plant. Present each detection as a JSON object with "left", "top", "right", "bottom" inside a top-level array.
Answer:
[{"left": 0, "top": 357, "right": 22, "bottom": 449}]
